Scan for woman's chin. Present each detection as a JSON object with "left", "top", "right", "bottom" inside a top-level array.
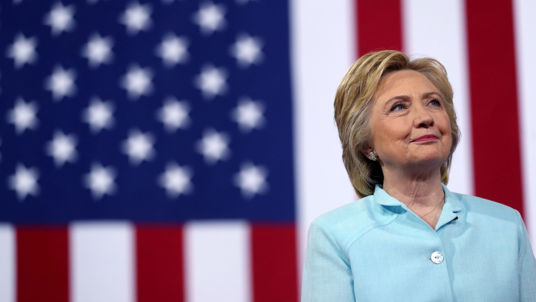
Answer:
[{"left": 405, "top": 156, "right": 446, "bottom": 171}]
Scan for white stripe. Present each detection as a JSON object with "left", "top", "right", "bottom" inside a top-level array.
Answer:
[
  {"left": 403, "top": 0, "right": 474, "bottom": 195},
  {"left": 70, "top": 222, "right": 134, "bottom": 302},
  {"left": 514, "top": 0, "right": 536, "bottom": 247},
  {"left": 291, "top": 0, "right": 357, "bottom": 275},
  {"left": 0, "top": 225, "right": 15, "bottom": 302},
  {"left": 185, "top": 221, "right": 250, "bottom": 302}
]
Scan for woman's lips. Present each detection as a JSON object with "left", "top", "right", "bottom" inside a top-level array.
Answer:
[{"left": 411, "top": 135, "right": 438, "bottom": 142}]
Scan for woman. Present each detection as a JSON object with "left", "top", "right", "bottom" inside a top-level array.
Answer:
[{"left": 301, "top": 50, "right": 536, "bottom": 301}]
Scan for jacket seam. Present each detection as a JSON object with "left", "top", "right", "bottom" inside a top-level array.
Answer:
[{"left": 343, "top": 213, "right": 401, "bottom": 251}]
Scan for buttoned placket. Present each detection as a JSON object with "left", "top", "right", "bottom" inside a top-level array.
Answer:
[
  {"left": 373, "top": 184, "right": 463, "bottom": 302},
  {"left": 402, "top": 203, "right": 459, "bottom": 302}
]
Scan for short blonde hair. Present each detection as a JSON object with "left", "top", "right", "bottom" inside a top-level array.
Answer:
[{"left": 334, "top": 50, "right": 460, "bottom": 197}]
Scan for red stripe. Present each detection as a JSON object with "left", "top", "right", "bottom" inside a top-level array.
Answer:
[
  {"left": 251, "top": 224, "right": 298, "bottom": 302},
  {"left": 355, "top": 0, "right": 403, "bottom": 56},
  {"left": 136, "top": 225, "right": 184, "bottom": 302},
  {"left": 16, "top": 227, "right": 69, "bottom": 302},
  {"left": 465, "top": 0, "right": 525, "bottom": 213}
]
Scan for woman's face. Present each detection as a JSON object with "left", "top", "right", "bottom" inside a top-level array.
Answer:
[{"left": 368, "top": 70, "right": 452, "bottom": 174}]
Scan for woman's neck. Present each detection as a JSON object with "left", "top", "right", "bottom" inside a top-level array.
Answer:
[{"left": 382, "top": 167, "right": 445, "bottom": 228}]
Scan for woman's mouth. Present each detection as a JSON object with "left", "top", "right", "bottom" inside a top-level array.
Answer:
[{"left": 411, "top": 135, "right": 438, "bottom": 142}]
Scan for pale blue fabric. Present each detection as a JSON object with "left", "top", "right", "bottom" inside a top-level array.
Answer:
[{"left": 302, "top": 184, "right": 536, "bottom": 301}]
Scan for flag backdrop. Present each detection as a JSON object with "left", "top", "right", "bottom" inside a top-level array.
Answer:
[{"left": 1, "top": 0, "right": 535, "bottom": 301}]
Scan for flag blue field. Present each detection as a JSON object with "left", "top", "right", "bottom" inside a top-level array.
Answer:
[{"left": 0, "top": 0, "right": 296, "bottom": 224}]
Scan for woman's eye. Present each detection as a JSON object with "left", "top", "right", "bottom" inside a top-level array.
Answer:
[
  {"left": 390, "top": 103, "right": 406, "bottom": 112},
  {"left": 429, "top": 99, "right": 442, "bottom": 107}
]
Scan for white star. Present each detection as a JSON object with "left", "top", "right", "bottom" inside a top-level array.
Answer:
[
  {"left": 196, "top": 129, "right": 229, "bottom": 164},
  {"left": 85, "top": 163, "right": 116, "bottom": 199},
  {"left": 156, "top": 34, "right": 188, "bottom": 67},
  {"left": 82, "top": 34, "right": 113, "bottom": 67},
  {"left": 234, "top": 162, "right": 267, "bottom": 198},
  {"left": 230, "top": 34, "right": 263, "bottom": 67},
  {"left": 120, "top": 2, "right": 152, "bottom": 34},
  {"left": 159, "top": 163, "right": 192, "bottom": 197},
  {"left": 193, "top": 2, "right": 225, "bottom": 34},
  {"left": 7, "top": 98, "right": 38, "bottom": 134},
  {"left": 83, "top": 97, "right": 114, "bottom": 133},
  {"left": 157, "top": 98, "right": 190, "bottom": 131},
  {"left": 121, "top": 65, "right": 153, "bottom": 99},
  {"left": 45, "top": 66, "right": 76, "bottom": 100},
  {"left": 9, "top": 164, "right": 39, "bottom": 200},
  {"left": 232, "top": 98, "right": 265, "bottom": 132},
  {"left": 44, "top": 3, "right": 75, "bottom": 35},
  {"left": 46, "top": 131, "right": 77, "bottom": 166},
  {"left": 6, "top": 34, "right": 37, "bottom": 68},
  {"left": 122, "top": 130, "right": 155, "bottom": 164},
  {"left": 195, "top": 65, "right": 227, "bottom": 99}
]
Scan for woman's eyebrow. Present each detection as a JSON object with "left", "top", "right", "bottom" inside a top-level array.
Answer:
[
  {"left": 421, "top": 91, "right": 441, "bottom": 98},
  {"left": 382, "top": 91, "right": 441, "bottom": 110},
  {"left": 384, "top": 94, "right": 410, "bottom": 105}
]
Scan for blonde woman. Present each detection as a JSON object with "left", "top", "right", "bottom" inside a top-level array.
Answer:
[{"left": 302, "top": 50, "right": 536, "bottom": 301}]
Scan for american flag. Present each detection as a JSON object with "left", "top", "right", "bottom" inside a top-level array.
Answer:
[
  {"left": 1, "top": 0, "right": 536, "bottom": 302},
  {"left": 1, "top": 0, "right": 296, "bottom": 301}
]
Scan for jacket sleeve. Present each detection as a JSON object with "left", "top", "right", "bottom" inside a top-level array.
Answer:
[
  {"left": 516, "top": 211, "right": 536, "bottom": 301},
  {"left": 301, "top": 220, "right": 355, "bottom": 302}
]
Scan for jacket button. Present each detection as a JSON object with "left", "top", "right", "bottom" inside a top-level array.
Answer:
[{"left": 430, "top": 251, "right": 444, "bottom": 264}]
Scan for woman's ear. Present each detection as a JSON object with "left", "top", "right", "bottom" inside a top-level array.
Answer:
[
  {"left": 360, "top": 143, "right": 377, "bottom": 161},
  {"left": 359, "top": 142, "right": 372, "bottom": 157}
]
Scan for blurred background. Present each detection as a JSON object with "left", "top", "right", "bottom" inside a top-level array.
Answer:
[{"left": 0, "top": 0, "right": 535, "bottom": 301}]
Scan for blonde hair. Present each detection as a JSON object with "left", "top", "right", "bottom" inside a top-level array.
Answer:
[{"left": 334, "top": 50, "right": 460, "bottom": 197}]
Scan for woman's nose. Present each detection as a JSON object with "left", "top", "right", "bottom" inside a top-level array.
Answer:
[{"left": 413, "top": 104, "right": 434, "bottom": 128}]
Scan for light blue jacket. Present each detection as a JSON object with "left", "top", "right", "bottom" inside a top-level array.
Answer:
[{"left": 302, "top": 185, "right": 536, "bottom": 301}]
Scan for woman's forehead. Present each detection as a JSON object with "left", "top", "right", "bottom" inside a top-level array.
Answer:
[{"left": 374, "top": 70, "right": 439, "bottom": 100}]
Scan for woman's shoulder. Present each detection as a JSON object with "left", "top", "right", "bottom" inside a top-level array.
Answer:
[
  {"left": 450, "top": 191, "right": 523, "bottom": 224},
  {"left": 308, "top": 196, "right": 385, "bottom": 247}
]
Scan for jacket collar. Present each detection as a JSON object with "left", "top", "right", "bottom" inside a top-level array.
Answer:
[{"left": 373, "top": 183, "right": 464, "bottom": 229}]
